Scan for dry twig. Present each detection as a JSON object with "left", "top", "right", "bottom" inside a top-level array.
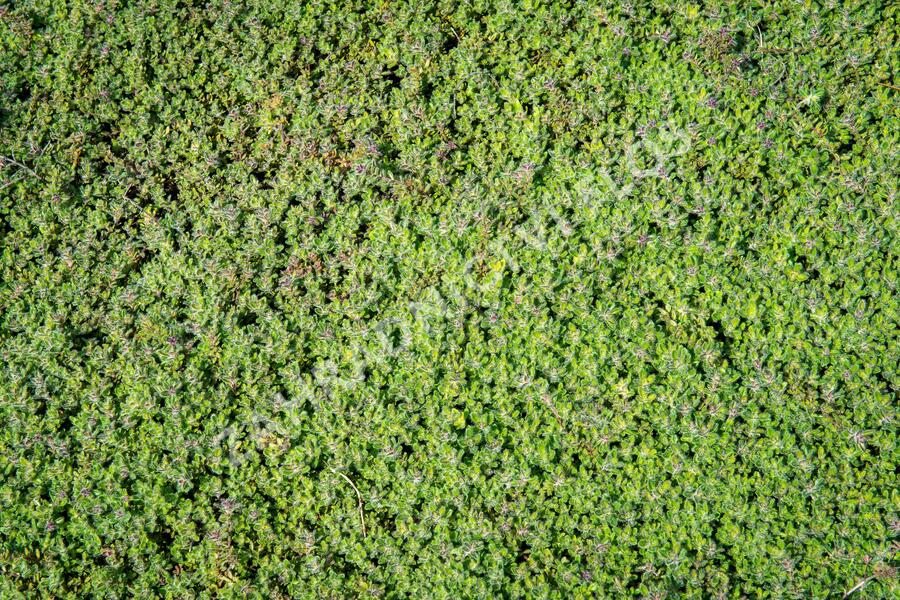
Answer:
[
  {"left": 331, "top": 469, "right": 366, "bottom": 537},
  {"left": 843, "top": 576, "right": 874, "bottom": 598}
]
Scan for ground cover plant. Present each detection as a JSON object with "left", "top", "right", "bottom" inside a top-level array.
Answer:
[{"left": 1, "top": 0, "right": 898, "bottom": 598}]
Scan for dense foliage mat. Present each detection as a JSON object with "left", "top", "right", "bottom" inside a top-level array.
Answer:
[{"left": 1, "top": 1, "right": 898, "bottom": 598}]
